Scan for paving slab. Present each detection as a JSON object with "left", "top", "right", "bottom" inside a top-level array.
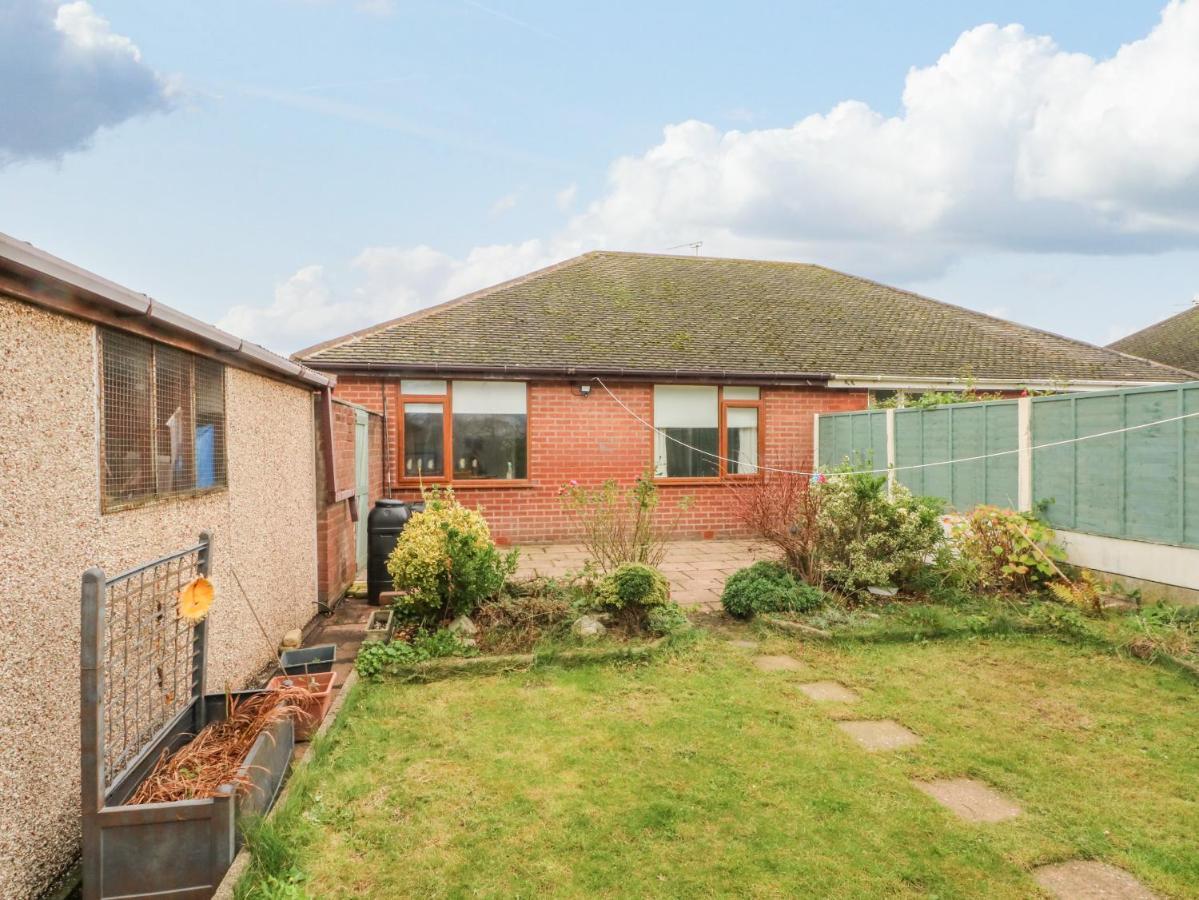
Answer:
[
  {"left": 753, "top": 655, "right": 804, "bottom": 672},
  {"left": 837, "top": 719, "right": 921, "bottom": 751},
  {"left": 1032, "top": 861, "right": 1158, "bottom": 899},
  {"left": 912, "top": 778, "right": 1021, "bottom": 823},
  {"left": 798, "top": 681, "right": 860, "bottom": 703}
]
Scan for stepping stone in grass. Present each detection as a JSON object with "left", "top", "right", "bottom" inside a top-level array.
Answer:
[
  {"left": 729, "top": 639, "right": 759, "bottom": 650},
  {"left": 798, "top": 681, "right": 859, "bottom": 703},
  {"left": 912, "top": 778, "right": 1021, "bottom": 823},
  {"left": 753, "top": 655, "right": 803, "bottom": 672},
  {"left": 1032, "top": 861, "right": 1158, "bottom": 899},
  {"left": 837, "top": 720, "right": 921, "bottom": 751}
]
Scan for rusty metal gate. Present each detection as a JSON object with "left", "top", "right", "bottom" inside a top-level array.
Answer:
[{"left": 80, "top": 531, "right": 293, "bottom": 900}]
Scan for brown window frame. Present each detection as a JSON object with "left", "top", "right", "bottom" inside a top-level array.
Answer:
[
  {"left": 99, "top": 328, "right": 228, "bottom": 513},
  {"left": 396, "top": 380, "right": 532, "bottom": 488},
  {"left": 651, "top": 385, "right": 765, "bottom": 484}
]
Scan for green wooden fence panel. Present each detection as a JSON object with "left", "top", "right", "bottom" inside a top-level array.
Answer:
[
  {"left": 1031, "top": 383, "right": 1199, "bottom": 548},
  {"left": 819, "top": 409, "right": 886, "bottom": 471},
  {"left": 819, "top": 383, "right": 1198, "bottom": 549},
  {"left": 984, "top": 402, "right": 1019, "bottom": 508}
]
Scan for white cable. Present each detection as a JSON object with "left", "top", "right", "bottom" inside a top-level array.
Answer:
[{"left": 591, "top": 377, "right": 1199, "bottom": 478}]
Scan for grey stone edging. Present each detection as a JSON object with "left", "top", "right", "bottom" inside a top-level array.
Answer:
[{"left": 383, "top": 638, "right": 667, "bottom": 683}]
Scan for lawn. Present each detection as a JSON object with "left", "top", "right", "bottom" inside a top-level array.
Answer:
[{"left": 239, "top": 630, "right": 1199, "bottom": 899}]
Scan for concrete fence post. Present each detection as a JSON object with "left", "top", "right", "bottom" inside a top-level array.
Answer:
[
  {"left": 885, "top": 408, "right": 897, "bottom": 497},
  {"left": 812, "top": 413, "right": 821, "bottom": 472},
  {"left": 1017, "top": 397, "right": 1033, "bottom": 512}
]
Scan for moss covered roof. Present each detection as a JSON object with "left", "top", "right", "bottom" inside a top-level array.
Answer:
[
  {"left": 1109, "top": 306, "right": 1199, "bottom": 377},
  {"left": 296, "top": 251, "right": 1187, "bottom": 383}
]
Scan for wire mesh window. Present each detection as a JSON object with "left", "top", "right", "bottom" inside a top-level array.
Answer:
[{"left": 101, "top": 329, "right": 227, "bottom": 510}]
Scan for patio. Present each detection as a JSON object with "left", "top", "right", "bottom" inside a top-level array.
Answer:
[{"left": 514, "top": 539, "right": 776, "bottom": 610}]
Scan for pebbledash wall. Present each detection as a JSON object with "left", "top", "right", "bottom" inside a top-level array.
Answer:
[
  {"left": 331, "top": 375, "right": 867, "bottom": 543},
  {"left": 0, "top": 299, "right": 320, "bottom": 899}
]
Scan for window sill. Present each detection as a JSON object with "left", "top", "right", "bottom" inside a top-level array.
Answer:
[
  {"left": 101, "top": 486, "right": 228, "bottom": 515},
  {"left": 391, "top": 479, "right": 536, "bottom": 491},
  {"left": 653, "top": 476, "right": 763, "bottom": 486}
]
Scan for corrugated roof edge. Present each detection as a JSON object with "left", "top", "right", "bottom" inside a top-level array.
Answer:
[{"left": 0, "top": 232, "right": 332, "bottom": 390}]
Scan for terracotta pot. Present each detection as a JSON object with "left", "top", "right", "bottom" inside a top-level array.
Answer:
[{"left": 267, "top": 671, "right": 336, "bottom": 741}]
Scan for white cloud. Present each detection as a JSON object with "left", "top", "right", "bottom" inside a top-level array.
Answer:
[
  {"left": 555, "top": 183, "right": 578, "bottom": 212},
  {"left": 226, "top": 1, "right": 1199, "bottom": 352},
  {"left": 490, "top": 192, "right": 519, "bottom": 216},
  {"left": 0, "top": 1, "right": 174, "bottom": 165}
]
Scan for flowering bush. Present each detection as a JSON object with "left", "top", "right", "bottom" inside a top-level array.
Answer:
[
  {"left": 386, "top": 488, "right": 518, "bottom": 623},
  {"left": 817, "top": 470, "right": 944, "bottom": 594},
  {"left": 559, "top": 471, "right": 692, "bottom": 572}
]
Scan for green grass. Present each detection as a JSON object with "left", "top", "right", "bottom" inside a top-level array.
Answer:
[{"left": 239, "top": 632, "right": 1199, "bottom": 899}]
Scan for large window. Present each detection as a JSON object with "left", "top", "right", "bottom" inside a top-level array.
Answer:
[
  {"left": 101, "top": 329, "right": 227, "bottom": 510},
  {"left": 398, "top": 379, "right": 528, "bottom": 483},
  {"left": 654, "top": 385, "right": 761, "bottom": 479}
]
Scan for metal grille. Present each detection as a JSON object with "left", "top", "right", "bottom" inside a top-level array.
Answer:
[
  {"left": 100, "top": 329, "right": 228, "bottom": 510},
  {"left": 195, "top": 357, "right": 228, "bottom": 490},
  {"left": 101, "top": 331, "right": 154, "bottom": 504},
  {"left": 98, "top": 543, "right": 206, "bottom": 792}
]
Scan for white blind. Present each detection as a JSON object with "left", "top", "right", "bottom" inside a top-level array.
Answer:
[
  {"left": 723, "top": 386, "right": 760, "bottom": 400},
  {"left": 654, "top": 385, "right": 718, "bottom": 428},
  {"left": 727, "top": 406, "right": 758, "bottom": 428},
  {"left": 453, "top": 381, "right": 526, "bottom": 415}
]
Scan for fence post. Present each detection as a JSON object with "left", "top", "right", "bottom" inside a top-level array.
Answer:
[
  {"left": 1017, "top": 397, "right": 1033, "bottom": 512},
  {"left": 885, "top": 408, "right": 896, "bottom": 497},
  {"left": 812, "top": 413, "right": 821, "bottom": 471}
]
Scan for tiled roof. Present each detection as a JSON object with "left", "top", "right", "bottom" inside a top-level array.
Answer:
[
  {"left": 1109, "top": 306, "right": 1199, "bottom": 377},
  {"left": 296, "top": 251, "right": 1188, "bottom": 383}
]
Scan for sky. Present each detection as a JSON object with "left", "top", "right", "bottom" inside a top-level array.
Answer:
[{"left": 1, "top": 0, "right": 1198, "bottom": 356}]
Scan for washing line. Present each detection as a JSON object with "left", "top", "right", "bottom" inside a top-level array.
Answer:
[{"left": 591, "top": 377, "right": 1199, "bottom": 478}]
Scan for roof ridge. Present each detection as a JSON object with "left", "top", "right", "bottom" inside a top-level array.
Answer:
[
  {"left": 589, "top": 249, "right": 821, "bottom": 267},
  {"left": 803, "top": 261, "right": 1198, "bottom": 380},
  {"left": 292, "top": 251, "right": 599, "bottom": 361}
]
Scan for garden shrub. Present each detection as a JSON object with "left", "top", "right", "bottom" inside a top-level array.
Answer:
[
  {"left": 645, "top": 603, "right": 691, "bottom": 636},
  {"left": 721, "top": 560, "right": 825, "bottom": 619},
  {"left": 817, "top": 469, "right": 944, "bottom": 594},
  {"left": 354, "top": 627, "right": 475, "bottom": 679},
  {"left": 386, "top": 488, "right": 518, "bottom": 623},
  {"left": 473, "top": 585, "right": 577, "bottom": 654},
  {"left": 559, "top": 472, "right": 693, "bottom": 572},
  {"left": 594, "top": 562, "right": 671, "bottom": 610},
  {"left": 951, "top": 505, "right": 1065, "bottom": 594},
  {"left": 730, "top": 471, "right": 824, "bottom": 585}
]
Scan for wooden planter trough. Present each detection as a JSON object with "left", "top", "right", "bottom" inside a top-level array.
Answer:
[{"left": 81, "top": 533, "right": 294, "bottom": 900}]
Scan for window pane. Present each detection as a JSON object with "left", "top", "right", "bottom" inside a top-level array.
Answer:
[
  {"left": 101, "top": 331, "right": 154, "bottom": 504},
  {"left": 654, "top": 385, "right": 718, "bottom": 478},
  {"left": 723, "top": 386, "right": 760, "bottom": 400},
  {"left": 404, "top": 402, "right": 444, "bottom": 476},
  {"left": 401, "top": 379, "right": 447, "bottom": 395},
  {"left": 195, "top": 358, "right": 226, "bottom": 489},
  {"left": 452, "top": 381, "right": 527, "bottom": 479},
  {"left": 727, "top": 406, "right": 759, "bottom": 474}
]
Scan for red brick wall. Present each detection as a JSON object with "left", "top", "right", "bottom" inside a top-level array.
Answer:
[
  {"left": 328, "top": 377, "right": 866, "bottom": 545},
  {"left": 315, "top": 398, "right": 384, "bottom": 603}
]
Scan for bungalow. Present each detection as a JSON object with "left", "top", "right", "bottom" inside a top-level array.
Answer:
[
  {"left": 295, "top": 251, "right": 1187, "bottom": 544},
  {"left": 1109, "top": 304, "right": 1199, "bottom": 377}
]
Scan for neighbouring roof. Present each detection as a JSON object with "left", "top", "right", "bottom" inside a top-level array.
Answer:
[
  {"left": 295, "top": 251, "right": 1189, "bottom": 385},
  {"left": 1109, "top": 306, "right": 1199, "bottom": 377},
  {"left": 0, "top": 232, "right": 332, "bottom": 390}
]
